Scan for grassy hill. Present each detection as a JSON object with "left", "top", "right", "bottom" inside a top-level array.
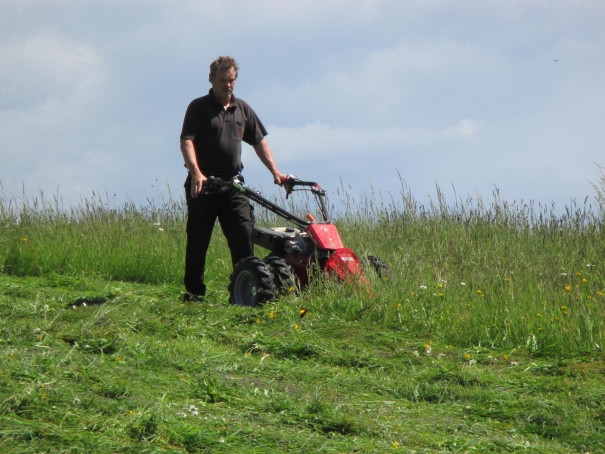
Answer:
[{"left": 1, "top": 181, "right": 604, "bottom": 452}]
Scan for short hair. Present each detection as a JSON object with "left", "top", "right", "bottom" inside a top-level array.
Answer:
[{"left": 209, "top": 56, "right": 239, "bottom": 79}]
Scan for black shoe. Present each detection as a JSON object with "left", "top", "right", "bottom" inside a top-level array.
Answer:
[{"left": 183, "top": 292, "right": 206, "bottom": 303}]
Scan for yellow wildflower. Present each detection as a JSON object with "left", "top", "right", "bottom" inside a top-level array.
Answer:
[{"left": 269, "top": 312, "right": 276, "bottom": 320}]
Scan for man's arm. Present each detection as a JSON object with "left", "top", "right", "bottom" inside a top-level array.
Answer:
[
  {"left": 253, "top": 139, "right": 286, "bottom": 184},
  {"left": 180, "top": 139, "right": 205, "bottom": 197}
]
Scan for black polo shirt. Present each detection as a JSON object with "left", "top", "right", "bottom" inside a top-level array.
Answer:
[{"left": 180, "top": 89, "right": 268, "bottom": 176}]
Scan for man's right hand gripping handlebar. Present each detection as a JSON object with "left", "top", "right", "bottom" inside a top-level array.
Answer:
[{"left": 282, "top": 175, "right": 298, "bottom": 198}]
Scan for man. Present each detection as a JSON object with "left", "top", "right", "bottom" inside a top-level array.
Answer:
[{"left": 180, "top": 56, "right": 286, "bottom": 302}]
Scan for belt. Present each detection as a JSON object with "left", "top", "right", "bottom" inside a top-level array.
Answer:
[{"left": 202, "top": 172, "right": 238, "bottom": 181}]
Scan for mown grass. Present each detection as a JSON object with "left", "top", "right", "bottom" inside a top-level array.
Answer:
[{"left": 1, "top": 172, "right": 605, "bottom": 452}]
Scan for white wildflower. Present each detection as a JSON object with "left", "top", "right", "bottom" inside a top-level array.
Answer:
[
  {"left": 72, "top": 397, "right": 81, "bottom": 405},
  {"left": 158, "top": 228, "right": 164, "bottom": 232},
  {"left": 419, "top": 285, "right": 427, "bottom": 290},
  {"left": 412, "top": 350, "right": 419, "bottom": 357},
  {"left": 468, "top": 359, "right": 476, "bottom": 366}
]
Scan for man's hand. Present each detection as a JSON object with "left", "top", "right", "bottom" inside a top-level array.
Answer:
[
  {"left": 274, "top": 172, "right": 287, "bottom": 186},
  {"left": 180, "top": 139, "right": 206, "bottom": 198},
  {"left": 191, "top": 172, "right": 207, "bottom": 198}
]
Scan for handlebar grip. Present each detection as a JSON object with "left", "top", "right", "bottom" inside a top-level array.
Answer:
[{"left": 206, "top": 176, "right": 231, "bottom": 185}]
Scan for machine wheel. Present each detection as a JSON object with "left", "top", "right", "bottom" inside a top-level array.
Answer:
[
  {"left": 364, "top": 255, "right": 392, "bottom": 279},
  {"left": 229, "top": 257, "right": 277, "bottom": 307},
  {"left": 263, "top": 255, "right": 297, "bottom": 294}
]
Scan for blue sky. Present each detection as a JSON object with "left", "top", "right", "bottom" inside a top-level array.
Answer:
[{"left": 1, "top": 1, "right": 604, "bottom": 212}]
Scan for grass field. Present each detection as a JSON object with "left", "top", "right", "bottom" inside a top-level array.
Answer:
[{"left": 1, "top": 175, "right": 605, "bottom": 453}]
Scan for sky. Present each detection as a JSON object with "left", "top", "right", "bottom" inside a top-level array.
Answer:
[{"left": 1, "top": 0, "right": 604, "bottom": 214}]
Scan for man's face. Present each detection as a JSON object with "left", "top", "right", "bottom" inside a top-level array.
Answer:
[{"left": 210, "top": 68, "right": 237, "bottom": 99}]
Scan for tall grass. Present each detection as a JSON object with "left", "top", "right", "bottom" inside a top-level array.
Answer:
[{"left": 2, "top": 167, "right": 605, "bottom": 356}]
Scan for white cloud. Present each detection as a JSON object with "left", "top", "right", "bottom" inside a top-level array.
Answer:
[
  {"left": 0, "top": 32, "right": 104, "bottom": 109},
  {"left": 444, "top": 120, "right": 480, "bottom": 138},
  {"left": 0, "top": 1, "right": 604, "bottom": 210},
  {"left": 268, "top": 119, "right": 482, "bottom": 161},
  {"left": 0, "top": 33, "right": 108, "bottom": 200}
]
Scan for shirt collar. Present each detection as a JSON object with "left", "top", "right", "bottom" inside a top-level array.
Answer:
[{"left": 208, "top": 89, "right": 237, "bottom": 109}]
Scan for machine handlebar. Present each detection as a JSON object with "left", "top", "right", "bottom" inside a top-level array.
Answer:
[
  {"left": 205, "top": 176, "right": 232, "bottom": 187},
  {"left": 282, "top": 175, "right": 324, "bottom": 198},
  {"left": 205, "top": 174, "right": 329, "bottom": 224}
]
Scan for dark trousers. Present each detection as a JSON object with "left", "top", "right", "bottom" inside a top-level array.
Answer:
[{"left": 184, "top": 176, "right": 254, "bottom": 295}]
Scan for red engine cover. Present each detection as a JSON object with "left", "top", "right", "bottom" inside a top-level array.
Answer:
[
  {"left": 324, "top": 248, "right": 363, "bottom": 280},
  {"left": 308, "top": 223, "right": 344, "bottom": 250}
]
